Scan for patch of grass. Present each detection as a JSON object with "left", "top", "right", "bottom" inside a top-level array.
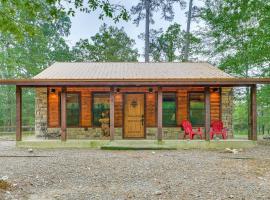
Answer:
[
  {"left": 156, "top": 140, "right": 165, "bottom": 145},
  {"left": 234, "top": 130, "right": 248, "bottom": 135},
  {"left": 0, "top": 180, "right": 11, "bottom": 191},
  {"left": 234, "top": 134, "right": 248, "bottom": 139}
]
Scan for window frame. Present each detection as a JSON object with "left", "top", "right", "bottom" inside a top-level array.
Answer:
[
  {"left": 92, "top": 92, "right": 110, "bottom": 128},
  {"left": 162, "top": 92, "right": 177, "bottom": 127},
  {"left": 66, "top": 92, "right": 81, "bottom": 128},
  {"left": 188, "top": 91, "right": 205, "bottom": 127}
]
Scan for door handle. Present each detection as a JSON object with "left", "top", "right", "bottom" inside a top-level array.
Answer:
[{"left": 141, "top": 114, "right": 144, "bottom": 126}]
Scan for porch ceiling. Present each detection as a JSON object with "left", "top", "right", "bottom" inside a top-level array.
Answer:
[{"left": 1, "top": 78, "right": 270, "bottom": 87}]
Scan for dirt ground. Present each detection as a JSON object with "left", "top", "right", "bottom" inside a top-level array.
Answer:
[{"left": 0, "top": 141, "right": 270, "bottom": 200}]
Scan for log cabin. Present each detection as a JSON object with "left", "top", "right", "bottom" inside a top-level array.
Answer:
[{"left": 1, "top": 62, "right": 270, "bottom": 141}]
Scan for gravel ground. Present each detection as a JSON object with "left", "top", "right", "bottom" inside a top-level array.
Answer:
[{"left": 0, "top": 141, "right": 270, "bottom": 200}]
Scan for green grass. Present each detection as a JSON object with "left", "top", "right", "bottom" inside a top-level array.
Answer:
[
  {"left": 234, "top": 130, "right": 249, "bottom": 135},
  {"left": 233, "top": 134, "right": 248, "bottom": 139}
]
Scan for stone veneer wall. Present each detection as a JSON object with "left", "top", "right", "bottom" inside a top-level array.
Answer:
[
  {"left": 66, "top": 128, "right": 122, "bottom": 140},
  {"left": 35, "top": 87, "right": 233, "bottom": 139},
  {"left": 35, "top": 88, "right": 48, "bottom": 137},
  {"left": 221, "top": 87, "right": 233, "bottom": 138},
  {"left": 147, "top": 128, "right": 183, "bottom": 140}
]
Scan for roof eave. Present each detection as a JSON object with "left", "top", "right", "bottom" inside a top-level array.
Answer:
[{"left": 1, "top": 78, "right": 270, "bottom": 87}]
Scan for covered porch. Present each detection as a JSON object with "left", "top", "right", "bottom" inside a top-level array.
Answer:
[
  {"left": 6, "top": 77, "right": 268, "bottom": 142},
  {"left": 34, "top": 85, "right": 232, "bottom": 140}
]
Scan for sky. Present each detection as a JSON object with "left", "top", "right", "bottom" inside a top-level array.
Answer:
[{"left": 65, "top": 0, "right": 204, "bottom": 61}]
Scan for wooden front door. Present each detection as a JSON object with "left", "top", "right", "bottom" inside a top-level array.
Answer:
[{"left": 124, "top": 94, "right": 145, "bottom": 138}]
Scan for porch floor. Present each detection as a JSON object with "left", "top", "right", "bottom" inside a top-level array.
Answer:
[{"left": 16, "top": 139, "right": 257, "bottom": 150}]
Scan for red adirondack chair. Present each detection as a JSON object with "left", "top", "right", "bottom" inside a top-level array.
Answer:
[
  {"left": 181, "top": 120, "right": 203, "bottom": 140},
  {"left": 210, "top": 121, "right": 227, "bottom": 140}
]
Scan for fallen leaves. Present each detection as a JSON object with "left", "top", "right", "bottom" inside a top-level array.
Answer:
[{"left": 0, "top": 177, "right": 11, "bottom": 191}]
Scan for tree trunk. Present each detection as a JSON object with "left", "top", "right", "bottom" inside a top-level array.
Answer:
[
  {"left": 183, "top": 0, "right": 193, "bottom": 61},
  {"left": 145, "top": 0, "right": 150, "bottom": 62},
  {"left": 168, "top": 40, "right": 173, "bottom": 62},
  {"left": 261, "top": 109, "right": 265, "bottom": 135}
]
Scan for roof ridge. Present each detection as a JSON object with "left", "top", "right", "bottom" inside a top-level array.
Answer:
[{"left": 53, "top": 61, "right": 209, "bottom": 64}]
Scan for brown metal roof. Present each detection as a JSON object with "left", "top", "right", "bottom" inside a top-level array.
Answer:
[
  {"left": 1, "top": 62, "right": 270, "bottom": 86},
  {"left": 33, "top": 62, "right": 233, "bottom": 80}
]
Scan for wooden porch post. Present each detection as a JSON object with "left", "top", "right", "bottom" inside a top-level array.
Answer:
[
  {"left": 157, "top": 87, "right": 163, "bottom": 141},
  {"left": 61, "top": 87, "right": 67, "bottom": 141},
  {"left": 250, "top": 85, "right": 257, "bottom": 140},
  {"left": 205, "top": 87, "right": 210, "bottom": 141},
  {"left": 247, "top": 87, "right": 252, "bottom": 140},
  {"left": 16, "top": 86, "right": 22, "bottom": 141},
  {"left": 110, "top": 87, "right": 115, "bottom": 140}
]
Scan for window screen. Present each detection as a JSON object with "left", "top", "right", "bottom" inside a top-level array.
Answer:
[
  {"left": 67, "top": 93, "right": 80, "bottom": 127},
  {"left": 93, "top": 93, "right": 110, "bottom": 127},
  {"left": 162, "top": 93, "right": 176, "bottom": 126},
  {"left": 189, "top": 93, "right": 205, "bottom": 126}
]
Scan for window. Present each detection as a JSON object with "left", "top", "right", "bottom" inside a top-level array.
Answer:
[
  {"left": 93, "top": 93, "right": 110, "bottom": 127},
  {"left": 189, "top": 93, "right": 205, "bottom": 126},
  {"left": 67, "top": 93, "right": 80, "bottom": 127},
  {"left": 162, "top": 93, "right": 176, "bottom": 126}
]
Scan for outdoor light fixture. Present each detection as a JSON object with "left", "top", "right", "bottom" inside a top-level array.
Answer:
[
  {"left": 213, "top": 88, "right": 220, "bottom": 93},
  {"left": 50, "top": 88, "right": 56, "bottom": 93},
  {"left": 148, "top": 87, "right": 153, "bottom": 93}
]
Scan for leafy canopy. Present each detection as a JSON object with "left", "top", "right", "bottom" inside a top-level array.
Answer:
[
  {"left": 0, "top": 3, "right": 73, "bottom": 127},
  {"left": 201, "top": 0, "right": 270, "bottom": 77},
  {"left": 147, "top": 23, "right": 201, "bottom": 61},
  {"left": 131, "top": 0, "right": 186, "bottom": 25},
  {"left": 0, "top": 0, "right": 129, "bottom": 41},
  {"left": 72, "top": 24, "right": 138, "bottom": 62}
]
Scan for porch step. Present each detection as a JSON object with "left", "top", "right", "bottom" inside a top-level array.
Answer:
[
  {"left": 101, "top": 140, "right": 177, "bottom": 150},
  {"left": 101, "top": 145, "right": 176, "bottom": 150},
  {"left": 101, "top": 140, "right": 257, "bottom": 150}
]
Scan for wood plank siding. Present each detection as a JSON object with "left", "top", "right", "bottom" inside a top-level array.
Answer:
[
  {"left": 114, "top": 93, "right": 123, "bottom": 127},
  {"left": 47, "top": 87, "right": 61, "bottom": 127},
  {"left": 176, "top": 90, "right": 188, "bottom": 126},
  {"left": 210, "top": 90, "right": 221, "bottom": 123},
  {"left": 146, "top": 93, "right": 156, "bottom": 127},
  {"left": 47, "top": 87, "right": 221, "bottom": 128}
]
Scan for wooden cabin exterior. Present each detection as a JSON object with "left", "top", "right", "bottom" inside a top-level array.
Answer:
[
  {"left": 2, "top": 62, "right": 266, "bottom": 141},
  {"left": 33, "top": 62, "right": 234, "bottom": 140}
]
